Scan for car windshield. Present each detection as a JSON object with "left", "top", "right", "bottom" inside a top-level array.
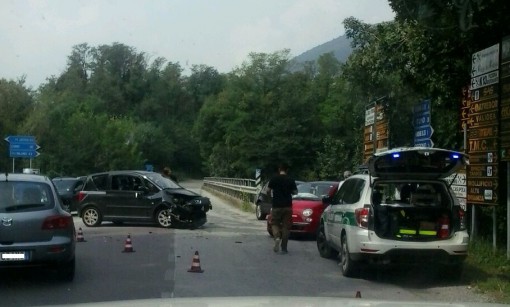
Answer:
[{"left": 297, "top": 182, "right": 336, "bottom": 197}]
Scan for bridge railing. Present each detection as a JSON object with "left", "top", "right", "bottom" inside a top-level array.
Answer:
[{"left": 203, "top": 177, "right": 261, "bottom": 203}]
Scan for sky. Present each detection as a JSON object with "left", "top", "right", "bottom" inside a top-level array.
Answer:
[{"left": 0, "top": 0, "right": 395, "bottom": 89}]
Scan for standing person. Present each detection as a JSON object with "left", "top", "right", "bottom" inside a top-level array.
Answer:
[
  {"left": 163, "top": 167, "right": 178, "bottom": 183},
  {"left": 267, "top": 163, "right": 297, "bottom": 254}
]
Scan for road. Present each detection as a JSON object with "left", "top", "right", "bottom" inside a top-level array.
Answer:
[{"left": 0, "top": 180, "right": 490, "bottom": 306}]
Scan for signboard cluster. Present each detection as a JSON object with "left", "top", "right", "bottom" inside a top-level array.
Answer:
[
  {"left": 363, "top": 100, "right": 389, "bottom": 162},
  {"left": 500, "top": 37, "right": 510, "bottom": 161},
  {"left": 4, "top": 135, "right": 40, "bottom": 158},
  {"left": 467, "top": 44, "right": 500, "bottom": 205}
]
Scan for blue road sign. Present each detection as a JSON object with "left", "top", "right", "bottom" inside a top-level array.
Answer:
[
  {"left": 4, "top": 135, "right": 35, "bottom": 144},
  {"left": 413, "top": 99, "right": 431, "bottom": 113},
  {"left": 414, "top": 113, "right": 431, "bottom": 127},
  {"left": 9, "top": 143, "right": 40, "bottom": 151},
  {"left": 9, "top": 150, "right": 40, "bottom": 158},
  {"left": 413, "top": 100, "right": 434, "bottom": 148},
  {"left": 414, "top": 139, "right": 435, "bottom": 148},
  {"left": 5, "top": 135, "right": 40, "bottom": 158},
  {"left": 414, "top": 126, "right": 434, "bottom": 140}
]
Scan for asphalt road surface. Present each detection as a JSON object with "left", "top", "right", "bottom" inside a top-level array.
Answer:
[{"left": 0, "top": 180, "right": 491, "bottom": 306}]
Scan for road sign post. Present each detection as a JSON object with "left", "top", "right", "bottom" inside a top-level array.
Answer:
[{"left": 4, "top": 135, "right": 41, "bottom": 172}]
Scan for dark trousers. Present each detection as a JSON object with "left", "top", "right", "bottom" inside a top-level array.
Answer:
[{"left": 271, "top": 207, "right": 292, "bottom": 250}]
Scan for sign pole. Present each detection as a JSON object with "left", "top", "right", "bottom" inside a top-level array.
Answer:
[{"left": 12, "top": 158, "right": 14, "bottom": 173}]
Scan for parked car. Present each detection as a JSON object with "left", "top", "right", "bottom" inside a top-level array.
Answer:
[
  {"left": 52, "top": 176, "right": 86, "bottom": 213},
  {"left": 76, "top": 170, "right": 212, "bottom": 229},
  {"left": 0, "top": 173, "right": 76, "bottom": 281},
  {"left": 266, "top": 181, "right": 339, "bottom": 237},
  {"left": 255, "top": 180, "right": 304, "bottom": 220},
  {"left": 316, "top": 147, "right": 469, "bottom": 278}
]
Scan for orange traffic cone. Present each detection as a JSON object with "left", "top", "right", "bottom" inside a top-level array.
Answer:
[
  {"left": 355, "top": 290, "right": 362, "bottom": 298},
  {"left": 122, "top": 234, "right": 135, "bottom": 253},
  {"left": 187, "top": 251, "right": 204, "bottom": 273},
  {"left": 76, "top": 228, "right": 86, "bottom": 242}
]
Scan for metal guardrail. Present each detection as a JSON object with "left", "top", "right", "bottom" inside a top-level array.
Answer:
[{"left": 203, "top": 177, "right": 260, "bottom": 203}]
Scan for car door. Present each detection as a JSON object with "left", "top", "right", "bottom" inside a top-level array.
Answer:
[
  {"left": 106, "top": 174, "right": 152, "bottom": 219},
  {"left": 326, "top": 178, "right": 366, "bottom": 249},
  {"left": 326, "top": 179, "right": 354, "bottom": 249}
]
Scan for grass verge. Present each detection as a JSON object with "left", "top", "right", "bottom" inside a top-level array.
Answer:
[{"left": 464, "top": 239, "right": 510, "bottom": 303}]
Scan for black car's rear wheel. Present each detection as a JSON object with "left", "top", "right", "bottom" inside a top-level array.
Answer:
[
  {"left": 82, "top": 207, "right": 102, "bottom": 227},
  {"left": 156, "top": 208, "right": 173, "bottom": 228},
  {"left": 255, "top": 203, "right": 267, "bottom": 220}
]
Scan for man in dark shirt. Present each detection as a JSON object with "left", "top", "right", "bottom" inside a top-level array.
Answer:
[{"left": 267, "top": 163, "right": 297, "bottom": 254}]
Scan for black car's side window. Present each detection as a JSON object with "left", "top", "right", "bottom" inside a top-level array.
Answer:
[
  {"left": 84, "top": 174, "right": 108, "bottom": 191},
  {"left": 143, "top": 178, "right": 159, "bottom": 194},
  {"left": 112, "top": 175, "right": 129, "bottom": 191}
]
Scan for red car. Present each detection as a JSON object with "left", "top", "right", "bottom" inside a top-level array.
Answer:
[{"left": 267, "top": 181, "right": 339, "bottom": 237}]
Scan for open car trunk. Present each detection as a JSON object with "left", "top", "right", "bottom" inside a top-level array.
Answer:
[{"left": 371, "top": 180, "right": 457, "bottom": 241}]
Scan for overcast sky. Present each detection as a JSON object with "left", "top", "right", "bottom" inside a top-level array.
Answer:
[{"left": 0, "top": 0, "right": 395, "bottom": 89}]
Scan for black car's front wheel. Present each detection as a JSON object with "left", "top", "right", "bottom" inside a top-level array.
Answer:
[
  {"left": 82, "top": 207, "right": 102, "bottom": 227},
  {"left": 156, "top": 208, "right": 173, "bottom": 228}
]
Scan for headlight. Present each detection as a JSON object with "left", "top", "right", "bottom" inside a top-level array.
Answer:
[
  {"left": 193, "top": 198, "right": 203, "bottom": 205},
  {"left": 302, "top": 209, "right": 313, "bottom": 217}
]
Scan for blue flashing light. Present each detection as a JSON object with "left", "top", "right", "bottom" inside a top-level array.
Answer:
[
  {"left": 452, "top": 154, "right": 459, "bottom": 159},
  {"left": 392, "top": 153, "right": 400, "bottom": 158}
]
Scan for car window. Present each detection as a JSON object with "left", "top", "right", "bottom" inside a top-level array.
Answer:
[
  {"left": 331, "top": 178, "right": 357, "bottom": 204},
  {"left": 0, "top": 182, "right": 54, "bottom": 212},
  {"left": 143, "top": 177, "right": 160, "bottom": 194},
  {"left": 84, "top": 174, "right": 108, "bottom": 191},
  {"left": 342, "top": 179, "right": 366, "bottom": 204},
  {"left": 52, "top": 179, "right": 75, "bottom": 193},
  {"left": 145, "top": 172, "right": 180, "bottom": 189}
]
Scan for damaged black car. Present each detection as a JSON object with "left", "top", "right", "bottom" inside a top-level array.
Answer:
[{"left": 76, "top": 170, "right": 211, "bottom": 229}]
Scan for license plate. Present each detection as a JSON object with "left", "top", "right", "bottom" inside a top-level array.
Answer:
[{"left": 1, "top": 252, "right": 27, "bottom": 261}]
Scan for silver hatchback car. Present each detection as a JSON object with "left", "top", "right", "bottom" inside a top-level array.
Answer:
[{"left": 0, "top": 173, "right": 76, "bottom": 281}]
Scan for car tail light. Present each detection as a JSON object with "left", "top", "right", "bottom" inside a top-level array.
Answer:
[
  {"left": 355, "top": 207, "right": 370, "bottom": 228},
  {"left": 458, "top": 208, "right": 466, "bottom": 231},
  {"left": 76, "top": 191, "right": 86, "bottom": 203},
  {"left": 42, "top": 215, "right": 73, "bottom": 230},
  {"left": 437, "top": 214, "right": 450, "bottom": 238}
]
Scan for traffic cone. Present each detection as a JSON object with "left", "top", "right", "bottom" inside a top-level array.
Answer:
[
  {"left": 187, "top": 251, "right": 204, "bottom": 273},
  {"left": 355, "top": 290, "right": 362, "bottom": 298},
  {"left": 122, "top": 234, "right": 135, "bottom": 253},
  {"left": 76, "top": 227, "right": 86, "bottom": 242}
]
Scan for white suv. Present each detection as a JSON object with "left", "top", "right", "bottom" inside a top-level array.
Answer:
[{"left": 317, "top": 147, "right": 469, "bottom": 277}]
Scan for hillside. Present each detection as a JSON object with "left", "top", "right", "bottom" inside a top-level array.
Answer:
[{"left": 290, "top": 35, "right": 352, "bottom": 70}]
